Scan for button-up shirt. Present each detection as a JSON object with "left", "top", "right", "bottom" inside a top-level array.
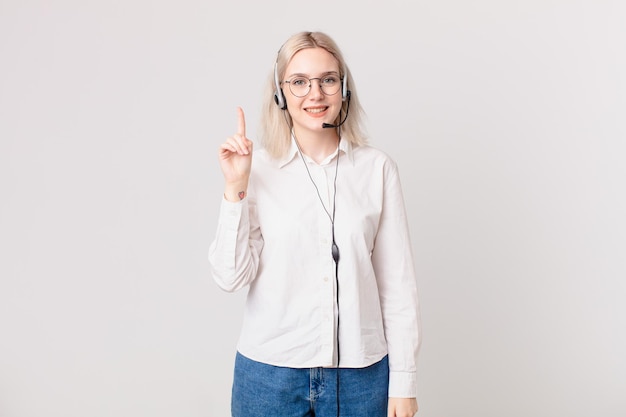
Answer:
[{"left": 209, "top": 138, "right": 421, "bottom": 397}]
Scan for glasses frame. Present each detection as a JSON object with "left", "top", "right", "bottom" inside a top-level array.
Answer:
[{"left": 282, "top": 74, "right": 343, "bottom": 98}]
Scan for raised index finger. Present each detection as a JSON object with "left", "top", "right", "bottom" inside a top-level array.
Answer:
[{"left": 237, "top": 106, "right": 246, "bottom": 137}]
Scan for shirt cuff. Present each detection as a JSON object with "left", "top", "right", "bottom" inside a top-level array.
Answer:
[{"left": 388, "top": 371, "right": 418, "bottom": 398}]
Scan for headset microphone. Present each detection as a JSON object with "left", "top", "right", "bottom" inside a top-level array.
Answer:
[{"left": 322, "top": 90, "right": 351, "bottom": 129}]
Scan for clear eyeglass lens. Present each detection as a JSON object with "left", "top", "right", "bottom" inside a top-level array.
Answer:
[{"left": 288, "top": 76, "right": 341, "bottom": 97}]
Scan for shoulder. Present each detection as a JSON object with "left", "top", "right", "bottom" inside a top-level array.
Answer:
[
  {"left": 350, "top": 143, "right": 399, "bottom": 171},
  {"left": 252, "top": 145, "right": 296, "bottom": 168},
  {"left": 251, "top": 147, "right": 277, "bottom": 170},
  {"left": 253, "top": 146, "right": 271, "bottom": 162}
]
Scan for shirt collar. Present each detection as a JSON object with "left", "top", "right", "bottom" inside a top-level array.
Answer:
[{"left": 276, "top": 134, "right": 354, "bottom": 168}]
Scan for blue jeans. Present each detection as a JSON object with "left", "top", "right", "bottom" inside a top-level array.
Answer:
[{"left": 231, "top": 352, "right": 389, "bottom": 417}]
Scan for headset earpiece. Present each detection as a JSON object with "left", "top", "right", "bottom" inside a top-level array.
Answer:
[
  {"left": 342, "top": 74, "right": 349, "bottom": 101},
  {"left": 273, "top": 62, "right": 287, "bottom": 110}
]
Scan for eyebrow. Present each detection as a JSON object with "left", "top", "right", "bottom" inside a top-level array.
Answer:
[{"left": 286, "top": 70, "right": 340, "bottom": 79}]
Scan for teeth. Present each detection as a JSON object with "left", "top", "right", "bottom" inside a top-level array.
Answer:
[{"left": 306, "top": 108, "right": 326, "bottom": 114}]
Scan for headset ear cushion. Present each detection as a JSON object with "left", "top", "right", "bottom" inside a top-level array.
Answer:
[
  {"left": 273, "top": 62, "right": 287, "bottom": 110},
  {"left": 274, "top": 90, "right": 287, "bottom": 110}
]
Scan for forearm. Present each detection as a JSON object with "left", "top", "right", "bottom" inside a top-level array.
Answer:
[
  {"left": 224, "top": 179, "right": 249, "bottom": 202},
  {"left": 208, "top": 197, "right": 262, "bottom": 292}
]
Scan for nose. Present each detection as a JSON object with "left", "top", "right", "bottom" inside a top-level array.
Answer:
[{"left": 308, "top": 78, "right": 325, "bottom": 98}]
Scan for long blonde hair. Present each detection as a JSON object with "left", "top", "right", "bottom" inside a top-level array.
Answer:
[{"left": 260, "top": 31, "right": 368, "bottom": 159}]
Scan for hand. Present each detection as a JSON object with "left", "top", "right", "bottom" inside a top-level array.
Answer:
[
  {"left": 218, "top": 107, "right": 253, "bottom": 200},
  {"left": 388, "top": 397, "right": 418, "bottom": 417}
]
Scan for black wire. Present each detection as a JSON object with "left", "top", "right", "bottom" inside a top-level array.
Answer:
[
  {"left": 293, "top": 136, "right": 339, "bottom": 230},
  {"left": 335, "top": 257, "right": 341, "bottom": 417}
]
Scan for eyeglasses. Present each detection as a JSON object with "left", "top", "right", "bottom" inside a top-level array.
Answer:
[{"left": 283, "top": 74, "right": 342, "bottom": 97}]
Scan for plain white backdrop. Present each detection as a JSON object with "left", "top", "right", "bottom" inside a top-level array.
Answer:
[{"left": 1, "top": 0, "right": 625, "bottom": 416}]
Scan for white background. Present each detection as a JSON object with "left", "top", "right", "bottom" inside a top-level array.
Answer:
[{"left": 1, "top": 1, "right": 625, "bottom": 416}]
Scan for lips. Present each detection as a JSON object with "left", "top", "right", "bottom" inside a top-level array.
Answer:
[{"left": 305, "top": 106, "right": 328, "bottom": 114}]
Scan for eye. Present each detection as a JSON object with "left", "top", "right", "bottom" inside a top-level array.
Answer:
[
  {"left": 291, "top": 77, "right": 308, "bottom": 87},
  {"left": 322, "top": 76, "right": 339, "bottom": 86}
]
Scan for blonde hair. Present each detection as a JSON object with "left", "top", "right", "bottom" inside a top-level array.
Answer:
[{"left": 260, "top": 31, "right": 368, "bottom": 159}]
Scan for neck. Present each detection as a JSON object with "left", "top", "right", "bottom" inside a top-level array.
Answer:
[{"left": 292, "top": 127, "right": 339, "bottom": 164}]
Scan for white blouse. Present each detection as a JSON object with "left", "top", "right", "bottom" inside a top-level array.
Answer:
[{"left": 209, "top": 138, "right": 421, "bottom": 398}]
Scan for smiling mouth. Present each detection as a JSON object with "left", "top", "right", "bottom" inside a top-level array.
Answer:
[{"left": 305, "top": 107, "right": 328, "bottom": 114}]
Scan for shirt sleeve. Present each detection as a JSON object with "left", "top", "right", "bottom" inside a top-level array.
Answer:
[
  {"left": 371, "top": 158, "right": 422, "bottom": 398},
  {"left": 208, "top": 195, "right": 264, "bottom": 292}
]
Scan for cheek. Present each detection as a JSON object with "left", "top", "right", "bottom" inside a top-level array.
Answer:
[
  {"left": 331, "top": 97, "right": 344, "bottom": 115},
  {"left": 284, "top": 94, "right": 303, "bottom": 111}
]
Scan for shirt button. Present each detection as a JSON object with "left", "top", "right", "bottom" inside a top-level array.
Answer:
[{"left": 323, "top": 277, "right": 329, "bottom": 282}]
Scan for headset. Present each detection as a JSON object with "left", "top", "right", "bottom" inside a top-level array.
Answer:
[{"left": 273, "top": 59, "right": 349, "bottom": 110}]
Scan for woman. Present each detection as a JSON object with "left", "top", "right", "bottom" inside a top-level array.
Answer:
[{"left": 209, "top": 31, "right": 421, "bottom": 417}]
